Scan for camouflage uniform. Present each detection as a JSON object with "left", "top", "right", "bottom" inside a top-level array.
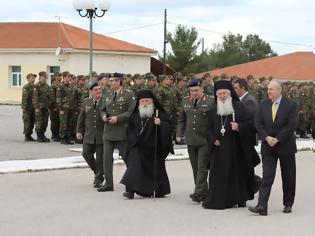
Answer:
[
  {"left": 21, "top": 79, "right": 35, "bottom": 141},
  {"left": 156, "top": 78, "right": 180, "bottom": 140},
  {"left": 69, "top": 83, "right": 83, "bottom": 140},
  {"left": 48, "top": 80, "right": 61, "bottom": 141},
  {"left": 32, "top": 78, "right": 50, "bottom": 142},
  {"left": 57, "top": 81, "right": 74, "bottom": 144}
]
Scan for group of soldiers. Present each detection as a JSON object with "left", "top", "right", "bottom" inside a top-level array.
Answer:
[{"left": 22, "top": 70, "right": 315, "bottom": 144}]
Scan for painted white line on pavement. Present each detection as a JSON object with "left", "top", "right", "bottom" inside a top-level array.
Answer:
[{"left": 0, "top": 141, "right": 313, "bottom": 174}]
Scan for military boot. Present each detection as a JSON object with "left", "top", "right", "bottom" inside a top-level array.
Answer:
[
  {"left": 42, "top": 134, "right": 50, "bottom": 142},
  {"left": 25, "top": 135, "right": 36, "bottom": 142},
  {"left": 36, "top": 132, "right": 45, "bottom": 143}
]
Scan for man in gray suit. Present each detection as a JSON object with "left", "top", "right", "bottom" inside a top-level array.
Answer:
[
  {"left": 98, "top": 73, "right": 136, "bottom": 192},
  {"left": 233, "top": 78, "right": 259, "bottom": 115}
]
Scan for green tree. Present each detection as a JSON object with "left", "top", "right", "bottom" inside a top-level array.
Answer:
[
  {"left": 243, "top": 34, "right": 277, "bottom": 61},
  {"left": 166, "top": 25, "right": 200, "bottom": 73}
]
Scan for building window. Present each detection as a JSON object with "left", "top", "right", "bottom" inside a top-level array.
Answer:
[
  {"left": 10, "top": 66, "right": 22, "bottom": 87},
  {"left": 48, "top": 66, "right": 60, "bottom": 85},
  {"left": 49, "top": 66, "right": 60, "bottom": 75}
]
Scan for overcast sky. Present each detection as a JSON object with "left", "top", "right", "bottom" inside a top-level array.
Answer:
[{"left": 1, "top": 0, "right": 315, "bottom": 55}]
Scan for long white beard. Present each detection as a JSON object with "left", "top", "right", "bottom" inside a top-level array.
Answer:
[
  {"left": 217, "top": 97, "right": 234, "bottom": 116},
  {"left": 138, "top": 103, "right": 154, "bottom": 118}
]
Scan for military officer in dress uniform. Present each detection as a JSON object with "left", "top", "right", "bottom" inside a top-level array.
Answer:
[
  {"left": 76, "top": 80, "right": 104, "bottom": 188},
  {"left": 176, "top": 78, "right": 214, "bottom": 203},
  {"left": 97, "top": 73, "right": 136, "bottom": 192}
]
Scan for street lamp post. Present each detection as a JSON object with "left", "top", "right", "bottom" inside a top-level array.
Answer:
[{"left": 73, "top": 0, "right": 110, "bottom": 81}]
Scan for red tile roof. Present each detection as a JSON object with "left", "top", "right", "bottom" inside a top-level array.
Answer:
[
  {"left": 0, "top": 22, "right": 156, "bottom": 54},
  {"left": 198, "top": 52, "right": 315, "bottom": 81}
]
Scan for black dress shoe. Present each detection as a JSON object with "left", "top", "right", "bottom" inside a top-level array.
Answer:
[
  {"left": 238, "top": 202, "right": 247, "bottom": 208},
  {"left": 283, "top": 206, "right": 292, "bottom": 213},
  {"left": 25, "top": 136, "right": 36, "bottom": 142},
  {"left": 189, "top": 193, "right": 205, "bottom": 203},
  {"left": 93, "top": 182, "right": 102, "bottom": 188},
  {"left": 37, "top": 137, "right": 45, "bottom": 143},
  {"left": 97, "top": 186, "right": 114, "bottom": 192},
  {"left": 123, "top": 192, "right": 134, "bottom": 199},
  {"left": 61, "top": 139, "right": 75, "bottom": 145},
  {"left": 248, "top": 205, "right": 268, "bottom": 216}
]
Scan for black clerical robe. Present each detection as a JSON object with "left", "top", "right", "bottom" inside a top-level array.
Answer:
[
  {"left": 121, "top": 110, "right": 172, "bottom": 197},
  {"left": 203, "top": 101, "right": 259, "bottom": 209}
]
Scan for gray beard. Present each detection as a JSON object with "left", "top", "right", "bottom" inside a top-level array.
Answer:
[
  {"left": 217, "top": 97, "right": 234, "bottom": 116},
  {"left": 138, "top": 103, "right": 154, "bottom": 118}
]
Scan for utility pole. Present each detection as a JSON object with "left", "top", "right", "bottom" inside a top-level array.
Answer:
[
  {"left": 163, "top": 9, "right": 167, "bottom": 75},
  {"left": 201, "top": 37, "right": 205, "bottom": 54}
]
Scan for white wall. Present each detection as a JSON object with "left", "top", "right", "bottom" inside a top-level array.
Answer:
[{"left": 0, "top": 51, "right": 152, "bottom": 103}]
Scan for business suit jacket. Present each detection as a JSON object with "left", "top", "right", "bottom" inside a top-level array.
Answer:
[
  {"left": 241, "top": 92, "right": 258, "bottom": 115},
  {"left": 255, "top": 96, "right": 297, "bottom": 156}
]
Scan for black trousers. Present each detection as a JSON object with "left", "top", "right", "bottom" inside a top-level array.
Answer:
[{"left": 258, "top": 152, "right": 296, "bottom": 208}]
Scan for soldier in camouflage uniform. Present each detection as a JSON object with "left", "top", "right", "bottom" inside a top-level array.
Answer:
[
  {"left": 202, "top": 73, "right": 214, "bottom": 98},
  {"left": 32, "top": 71, "right": 50, "bottom": 142},
  {"left": 176, "top": 78, "right": 214, "bottom": 202},
  {"left": 57, "top": 71, "right": 75, "bottom": 145},
  {"left": 156, "top": 75, "right": 180, "bottom": 142},
  {"left": 176, "top": 75, "right": 189, "bottom": 107},
  {"left": 69, "top": 75, "right": 83, "bottom": 143},
  {"left": 77, "top": 75, "right": 89, "bottom": 101},
  {"left": 49, "top": 72, "right": 62, "bottom": 142},
  {"left": 130, "top": 74, "right": 145, "bottom": 96},
  {"left": 296, "top": 83, "right": 310, "bottom": 138},
  {"left": 22, "top": 73, "right": 37, "bottom": 141},
  {"left": 143, "top": 73, "right": 158, "bottom": 93}
]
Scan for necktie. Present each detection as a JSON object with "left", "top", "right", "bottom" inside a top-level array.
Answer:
[
  {"left": 113, "top": 92, "right": 117, "bottom": 101},
  {"left": 94, "top": 100, "right": 97, "bottom": 109},
  {"left": 272, "top": 101, "right": 277, "bottom": 122},
  {"left": 193, "top": 99, "right": 198, "bottom": 108}
]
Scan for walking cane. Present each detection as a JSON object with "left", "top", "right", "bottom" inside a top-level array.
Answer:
[{"left": 153, "top": 109, "right": 159, "bottom": 200}]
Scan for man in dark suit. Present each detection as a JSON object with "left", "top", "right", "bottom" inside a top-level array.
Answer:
[
  {"left": 249, "top": 80, "right": 297, "bottom": 216},
  {"left": 234, "top": 78, "right": 261, "bottom": 194},
  {"left": 233, "top": 78, "right": 258, "bottom": 115}
]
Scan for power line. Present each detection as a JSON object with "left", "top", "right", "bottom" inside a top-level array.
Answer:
[
  {"left": 105, "top": 23, "right": 163, "bottom": 35},
  {"left": 168, "top": 21, "right": 314, "bottom": 49}
]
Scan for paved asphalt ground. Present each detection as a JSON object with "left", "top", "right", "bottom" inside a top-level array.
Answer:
[
  {"left": 1, "top": 152, "right": 314, "bottom": 236},
  {"left": 1, "top": 105, "right": 315, "bottom": 236}
]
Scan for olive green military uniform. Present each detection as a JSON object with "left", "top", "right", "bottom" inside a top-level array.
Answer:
[
  {"left": 22, "top": 83, "right": 35, "bottom": 139},
  {"left": 48, "top": 81, "right": 60, "bottom": 140},
  {"left": 32, "top": 81, "right": 50, "bottom": 138},
  {"left": 177, "top": 95, "right": 214, "bottom": 198},
  {"left": 77, "top": 97, "right": 105, "bottom": 184},
  {"left": 100, "top": 88, "right": 136, "bottom": 189}
]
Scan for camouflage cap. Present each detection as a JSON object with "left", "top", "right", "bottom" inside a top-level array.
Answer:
[
  {"left": 62, "top": 71, "right": 70, "bottom": 77},
  {"left": 38, "top": 71, "right": 47, "bottom": 77},
  {"left": 203, "top": 72, "right": 211, "bottom": 78},
  {"left": 27, "top": 73, "right": 37, "bottom": 78},
  {"left": 77, "top": 75, "right": 85, "bottom": 80}
]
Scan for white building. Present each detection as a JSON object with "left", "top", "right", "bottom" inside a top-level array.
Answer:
[{"left": 0, "top": 22, "right": 156, "bottom": 103}]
